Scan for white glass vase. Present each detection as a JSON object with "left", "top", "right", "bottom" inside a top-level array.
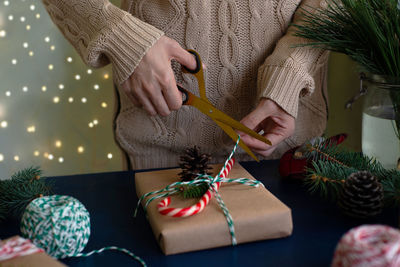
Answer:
[{"left": 361, "top": 74, "right": 400, "bottom": 170}]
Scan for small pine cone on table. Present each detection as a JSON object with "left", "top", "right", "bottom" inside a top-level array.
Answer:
[
  {"left": 178, "top": 146, "right": 213, "bottom": 182},
  {"left": 338, "top": 171, "right": 384, "bottom": 219}
]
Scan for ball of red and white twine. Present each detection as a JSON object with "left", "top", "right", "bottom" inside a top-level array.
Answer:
[{"left": 332, "top": 225, "right": 400, "bottom": 267}]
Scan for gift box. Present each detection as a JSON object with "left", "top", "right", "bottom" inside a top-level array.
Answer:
[
  {"left": 0, "top": 236, "right": 66, "bottom": 267},
  {"left": 135, "top": 162, "right": 293, "bottom": 255}
]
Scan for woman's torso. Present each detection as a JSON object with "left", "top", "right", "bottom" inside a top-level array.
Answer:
[{"left": 116, "top": 0, "right": 328, "bottom": 165}]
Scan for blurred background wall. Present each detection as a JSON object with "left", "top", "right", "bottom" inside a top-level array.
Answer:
[
  {"left": 0, "top": 0, "right": 125, "bottom": 178},
  {"left": 0, "top": 0, "right": 362, "bottom": 179},
  {"left": 326, "top": 53, "right": 362, "bottom": 152}
]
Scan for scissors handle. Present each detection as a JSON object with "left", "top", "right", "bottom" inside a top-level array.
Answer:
[
  {"left": 177, "top": 85, "right": 190, "bottom": 105},
  {"left": 183, "top": 50, "right": 201, "bottom": 74},
  {"left": 177, "top": 50, "right": 203, "bottom": 105}
]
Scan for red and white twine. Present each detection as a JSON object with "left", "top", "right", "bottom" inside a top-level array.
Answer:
[
  {"left": 332, "top": 225, "right": 400, "bottom": 267},
  {"left": 0, "top": 236, "right": 43, "bottom": 261}
]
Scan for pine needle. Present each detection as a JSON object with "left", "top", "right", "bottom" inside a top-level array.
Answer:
[
  {"left": 179, "top": 182, "right": 209, "bottom": 199},
  {"left": 381, "top": 170, "right": 400, "bottom": 205},
  {"left": 303, "top": 140, "right": 400, "bottom": 205},
  {"left": 0, "top": 167, "right": 52, "bottom": 221},
  {"left": 293, "top": 0, "right": 400, "bottom": 77}
]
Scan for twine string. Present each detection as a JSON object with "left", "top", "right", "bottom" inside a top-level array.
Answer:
[
  {"left": 75, "top": 246, "right": 146, "bottom": 267},
  {"left": 135, "top": 136, "right": 263, "bottom": 245},
  {"left": 20, "top": 195, "right": 146, "bottom": 266}
]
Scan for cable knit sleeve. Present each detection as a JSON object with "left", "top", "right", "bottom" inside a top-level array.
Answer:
[
  {"left": 41, "top": 0, "right": 164, "bottom": 85},
  {"left": 257, "top": 0, "right": 328, "bottom": 118}
]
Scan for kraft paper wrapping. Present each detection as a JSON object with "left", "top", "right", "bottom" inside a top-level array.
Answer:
[
  {"left": 0, "top": 253, "right": 66, "bottom": 267},
  {"left": 135, "top": 163, "right": 293, "bottom": 255}
]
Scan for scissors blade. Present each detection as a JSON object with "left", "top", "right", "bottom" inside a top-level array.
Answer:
[
  {"left": 190, "top": 97, "right": 272, "bottom": 145},
  {"left": 213, "top": 120, "right": 260, "bottom": 162}
]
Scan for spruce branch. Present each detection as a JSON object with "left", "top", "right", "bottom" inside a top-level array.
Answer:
[
  {"left": 381, "top": 170, "right": 400, "bottom": 205},
  {"left": 306, "top": 143, "right": 349, "bottom": 168},
  {"left": 179, "top": 183, "right": 209, "bottom": 199},
  {"left": 0, "top": 166, "right": 52, "bottom": 221},
  {"left": 292, "top": 0, "right": 400, "bottom": 77},
  {"left": 304, "top": 140, "right": 400, "bottom": 205},
  {"left": 305, "top": 160, "right": 355, "bottom": 201},
  {"left": 304, "top": 139, "right": 388, "bottom": 175}
]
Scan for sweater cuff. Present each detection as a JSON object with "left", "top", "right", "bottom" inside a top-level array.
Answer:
[
  {"left": 104, "top": 13, "right": 164, "bottom": 85},
  {"left": 257, "top": 65, "right": 315, "bottom": 118}
]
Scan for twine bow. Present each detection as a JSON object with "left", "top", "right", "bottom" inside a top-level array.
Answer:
[{"left": 134, "top": 136, "right": 264, "bottom": 245}]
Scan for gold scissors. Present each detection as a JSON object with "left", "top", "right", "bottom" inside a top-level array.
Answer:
[{"left": 177, "top": 50, "right": 271, "bottom": 162}]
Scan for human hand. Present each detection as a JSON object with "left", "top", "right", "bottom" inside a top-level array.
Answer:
[
  {"left": 121, "top": 36, "right": 197, "bottom": 116},
  {"left": 240, "top": 98, "right": 295, "bottom": 157}
]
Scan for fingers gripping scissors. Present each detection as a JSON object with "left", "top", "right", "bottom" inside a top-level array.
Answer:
[{"left": 177, "top": 50, "right": 271, "bottom": 162}]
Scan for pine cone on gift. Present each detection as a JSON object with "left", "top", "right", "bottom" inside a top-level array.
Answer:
[
  {"left": 178, "top": 146, "right": 213, "bottom": 181},
  {"left": 338, "top": 171, "right": 384, "bottom": 218}
]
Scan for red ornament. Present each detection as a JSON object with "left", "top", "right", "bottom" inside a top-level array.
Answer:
[{"left": 278, "top": 133, "right": 347, "bottom": 179}]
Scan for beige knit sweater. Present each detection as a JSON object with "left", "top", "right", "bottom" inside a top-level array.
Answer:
[{"left": 42, "top": 0, "right": 329, "bottom": 169}]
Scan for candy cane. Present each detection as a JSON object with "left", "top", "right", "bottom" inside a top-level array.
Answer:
[{"left": 157, "top": 158, "right": 235, "bottom": 217}]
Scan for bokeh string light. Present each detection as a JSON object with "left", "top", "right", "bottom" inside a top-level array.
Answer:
[{"left": 0, "top": 0, "right": 123, "bottom": 178}]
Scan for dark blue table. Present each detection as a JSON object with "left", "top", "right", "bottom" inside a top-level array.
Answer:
[{"left": 0, "top": 160, "right": 397, "bottom": 266}]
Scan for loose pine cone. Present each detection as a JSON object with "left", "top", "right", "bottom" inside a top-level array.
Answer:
[
  {"left": 338, "top": 171, "right": 384, "bottom": 218},
  {"left": 178, "top": 146, "right": 212, "bottom": 181}
]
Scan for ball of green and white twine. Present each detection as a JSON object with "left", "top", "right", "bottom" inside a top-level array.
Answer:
[
  {"left": 20, "top": 195, "right": 146, "bottom": 266},
  {"left": 20, "top": 195, "right": 90, "bottom": 259}
]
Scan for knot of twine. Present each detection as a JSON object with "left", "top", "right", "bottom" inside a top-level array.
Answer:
[
  {"left": 135, "top": 136, "right": 263, "bottom": 245},
  {"left": 20, "top": 195, "right": 146, "bottom": 266},
  {"left": 332, "top": 225, "right": 400, "bottom": 267}
]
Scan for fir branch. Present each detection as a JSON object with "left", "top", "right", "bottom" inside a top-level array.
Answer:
[
  {"left": 11, "top": 166, "right": 42, "bottom": 182},
  {"left": 0, "top": 183, "right": 6, "bottom": 221},
  {"left": 305, "top": 139, "right": 387, "bottom": 176},
  {"left": 179, "top": 182, "right": 209, "bottom": 199},
  {"left": 292, "top": 0, "right": 400, "bottom": 77},
  {"left": 305, "top": 161, "right": 356, "bottom": 201},
  {"left": 307, "top": 144, "right": 349, "bottom": 167},
  {"left": 309, "top": 174, "right": 345, "bottom": 184},
  {"left": 304, "top": 140, "right": 400, "bottom": 205},
  {"left": 380, "top": 169, "right": 400, "bottom": 205},
  {"left": 0, "top": 167, "right": 52, "bottom": 221}
]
